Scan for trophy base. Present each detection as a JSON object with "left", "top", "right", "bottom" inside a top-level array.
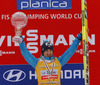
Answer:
[{"left": 12, "top": 36, "right": 22, "bottom": 43}]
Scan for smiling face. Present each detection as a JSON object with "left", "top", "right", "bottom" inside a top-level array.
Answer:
[{"left": 43, "top": 49, "right": 53, "bottom": 57}]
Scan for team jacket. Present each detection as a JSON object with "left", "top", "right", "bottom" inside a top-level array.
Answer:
[{"left": 19, "top": 33, "right": 82, "bottom": 85}]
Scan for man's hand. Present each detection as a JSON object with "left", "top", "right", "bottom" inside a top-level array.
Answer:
[
  {"left": 12, "top": 28, "right": 23, "bottom": 43},
  {"left": 80, "top": 28, "right": 89, "bottom": 34}
]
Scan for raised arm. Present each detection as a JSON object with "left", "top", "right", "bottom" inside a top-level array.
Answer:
[
  {"left": 57, "top": 33, "right": 82, "bottom": 67},
  {"left": 19, "top": 36, "right": 39, "bottom": 69}
]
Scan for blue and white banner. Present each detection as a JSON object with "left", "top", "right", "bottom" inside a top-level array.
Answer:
[
  {"left": 17, "top": 0, "right": 72, "bottom": 10},
  {"left": 0, "top": 64, "right": 84, "bottom": 85}
]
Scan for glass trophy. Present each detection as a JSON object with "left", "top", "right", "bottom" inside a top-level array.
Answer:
[{"left": 11, "top": 12, "right": 28, "bottom": 43}]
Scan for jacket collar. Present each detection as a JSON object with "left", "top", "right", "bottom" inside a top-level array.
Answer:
[{"left": 40, "top": 54, "right": 55, "bottom": 60}]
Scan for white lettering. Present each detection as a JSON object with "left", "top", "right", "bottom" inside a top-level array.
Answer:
[
  {"left": 27, "top": 30, "right": 38, "bottom": 41},
  {"left": 32, "top": 1, "right": 40, "bottom": 8},
  {"left": 50, "top": 14, "right": 72, "bottom": 19},
  {"left": 21, "top": 1, "right": 28, "bottom": 9},
  {"left": 61, "top": 70, "right": 63, "bottom": 79},
  {"left": 0, "top": 36, "right": 5, "bottom": 46},
  {"left": 69, "top": 35, "right": 75, "bottom": 45},
  {"left": 59, "top": 1, "right": 67, "bottom": 7},
  {"left": 41, "top": 1, "right": 49, "bottom": 7},
  {"left": 65, "top": 70, "right": 72, "bottom": 79},
  {"left": 21, "top": 0, "right": 68, "bottom": 9},
  {"left": 27, "top": 14, "right": 49, "bottom": 19},
  {"left": 0, "top": 29, "right": 95, "bottom": 52},
  {"left": 27, "top": 43, "right": 38, "bottom": 53},
  {"left": 27, "top": 30, "right": 38, "bottom": 53},
  {"left": 55, "top": 35, "right": 68, "bottom": 45},
  {"left": 40, "top": 35, "right": 54, "bottom": 45},
  {"left": 29, "top": 71, "right": 37, "bottom": 80},
  {"left": 1, "top": 14, "right": 10, "bottom": 20},
  {"left": 74, "top": 14, "right": 82, "bottom": 19},
  {"left": 7, "top": 36, "right": 11, "bottom": 46},
  {"left": 52, "top": 1, "right": 59, "bottom": 7},
  {"left": 73, "top": 70, "right": 81, "bottom": 79},
  {"left": 88, "top": 34, "right": 95, "bottom": 45}
]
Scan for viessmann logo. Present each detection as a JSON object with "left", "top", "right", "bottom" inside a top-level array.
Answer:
[
  {"left": 17, "top": 0, "right": 72, "bottom": 10},
  {"left": 3, "top": 69, "right": 26, "bottom": 82}
]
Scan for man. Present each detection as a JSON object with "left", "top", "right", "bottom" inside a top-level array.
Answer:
[{"left": 19, "top": 31, "right": 82, "bottom": 85}]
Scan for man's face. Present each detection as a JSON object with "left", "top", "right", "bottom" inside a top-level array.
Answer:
[{"left": 43, "top": 49, "right": 53, "bottom": 57}]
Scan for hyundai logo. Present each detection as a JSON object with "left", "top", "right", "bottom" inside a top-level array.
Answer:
[{"left": 3, "top": 69, "right": 26, "bottom": 82}]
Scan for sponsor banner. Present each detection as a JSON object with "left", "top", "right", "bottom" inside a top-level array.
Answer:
[
  {"left": 0, "top": 64, "right": 84, "bottom": 85},
  {"left": 17, "top": 0, "right": 72, "bottom": 10},
  {"left": 41, "top": 69, "right": 58, "bottom": 80}
]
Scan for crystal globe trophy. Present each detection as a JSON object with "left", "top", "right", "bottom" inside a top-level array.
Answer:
[{"left": 11, "top": 12, "right": 28, "bottom": 43}]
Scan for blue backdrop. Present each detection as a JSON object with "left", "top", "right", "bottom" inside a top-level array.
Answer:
[{"left": 0, "top": 64, "right": 84, "bottom": 85}]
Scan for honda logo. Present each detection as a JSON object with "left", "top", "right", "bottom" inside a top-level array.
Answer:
[{"left": 3, "top": 69, "right": 26, "bottom": 82}]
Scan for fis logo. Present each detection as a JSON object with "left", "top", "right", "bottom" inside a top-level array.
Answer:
[{"left": 17, "top": 0, "right": 72, "bottom": 10}]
